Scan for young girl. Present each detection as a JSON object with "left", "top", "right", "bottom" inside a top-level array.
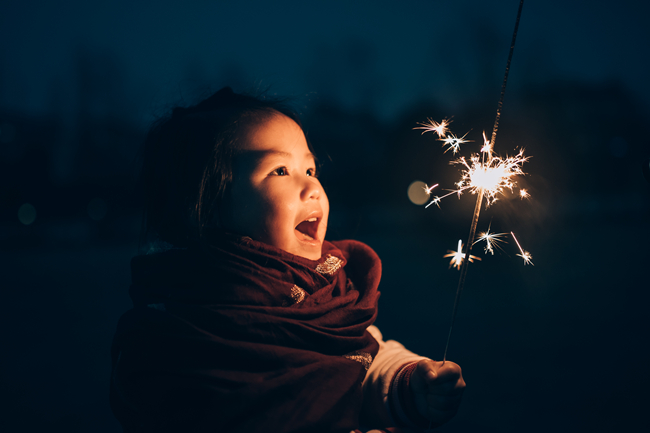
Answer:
[{"left": 110, "top": 87, "right": 465, "bottom": 433}]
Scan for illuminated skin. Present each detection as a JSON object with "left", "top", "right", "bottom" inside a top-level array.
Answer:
[{"left": 222, "top": 113, "right": 329, "bottom": 261}]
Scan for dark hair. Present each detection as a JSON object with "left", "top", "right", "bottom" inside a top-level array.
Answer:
[{"left": 139, "top": 86, "right": 304, "bottom": 249}]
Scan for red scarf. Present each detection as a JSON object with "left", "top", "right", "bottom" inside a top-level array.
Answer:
[{"left": 110, "top": 233, "right": 381, "bottom": 433}]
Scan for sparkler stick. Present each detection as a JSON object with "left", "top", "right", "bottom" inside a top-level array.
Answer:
[{"left": 442, "top": 0, "right": 525, "bottom": 362}]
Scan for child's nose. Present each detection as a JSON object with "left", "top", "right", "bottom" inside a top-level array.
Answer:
[{"left": 301, "top": 177, "right": 321, "bottom": 201}]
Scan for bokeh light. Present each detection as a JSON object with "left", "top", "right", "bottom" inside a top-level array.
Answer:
[
  {"left": 407, "top": 181, "right": 430, "bottom": 205},
  {"left": 18, "top": 203, "right": 36, "bottom": 225}
]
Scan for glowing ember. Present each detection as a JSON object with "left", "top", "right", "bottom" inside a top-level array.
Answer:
[
  {"left": 473, "top": 225, "right": 507, "bottom": 255},
  {"left": 480, "top": 131, "right": 492, "bottom": 153},
  {"left": 414, "top": 118, "right": 451, "bottom": 138},
  {"left": 519, "top": 189, "right": 529, "bottom": 199},
  {"left": 439, "top": 131, "right": 472, "bottom": 154},
  {"left": 424, "top": 183, "right": 439, "bottom": 194},
  {"left": 444, "top": 240, "right": 481, "bottom": 270},
  {"left": 425, "top": 196, "right": 441, "bottom": 208},
  {"left": 510, "top": 232, "right": 533, "bottom": 265},
  {"left": 414, "top": 118, "right": 470, "bottom": 154}
]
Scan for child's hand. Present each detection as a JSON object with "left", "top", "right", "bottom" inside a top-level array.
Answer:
[{"left": 409, "top": 359, "right": 465, "bottom": 427}]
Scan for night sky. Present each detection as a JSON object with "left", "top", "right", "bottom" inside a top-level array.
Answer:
[
  {"left": 3, "top": 0, "right": 650, "bottom": 121},
  {"left": 2, "top": 1, "right": 649, "bottom": 432}
]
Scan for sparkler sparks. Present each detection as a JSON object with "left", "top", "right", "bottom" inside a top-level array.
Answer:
[
  {"left": 414, "top": 118, "right": 451, "bottom": 138},
  {"left": 453, "top": 148, "right": 529, "bottom": 206},
  {"left": 473, "top": 225, "right": 507, "bottom": 255},
  {"left": 425, "top": 196, "right": 441, "bottom": 208},
  {"left": 424, "top": 145, "right": 529, "bottom": 209},
  {"left": 519, "top": 189, "right": 530, "bottom": 199},
  {"left": 439, "top": 132, "right": 472, "bottom": 154},
  {"left": 443, "top": 240, "right": 481, "bottom": 270},
  {"left": 510, "top": 232, "right": 533, "bottom": 265},
  {"left": 424, "top": 183, "right": 439, "bottom": 194},
  {"left": 430, "top": 0, "right": 527, "bottom": 364},
  {"left": 480, "top": 131, "right": 492, "bottom": 153}
]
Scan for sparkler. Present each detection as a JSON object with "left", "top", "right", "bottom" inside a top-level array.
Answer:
[
  {"left": 473, "top": 224, "right": 507, "bottom": 255},
  {"left": 444, "top": 240, "right": 481, "bottom": 269},
  {"left": 511, "top": 231, "right": 533, "bottom": 265},
  {"left": 415, "top": 118, "right": 451, "bottom": 138},
  {"left": 416, "top": 0, "right": 527, "bottom": 364},
  {"left": 439, "top": 132, "right": 472, "bottom": 155},
  {"left": 424, "top": 183, "right": 439, "bottom": 194},
  {"left": 423, "top": 149, "right": 529, "bottom": 207}
]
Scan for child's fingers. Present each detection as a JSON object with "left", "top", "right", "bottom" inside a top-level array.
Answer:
[
  {"left": 418, "top": 360, "right": 463, "bottom": 383},
  {"left": 434, "top": 365, "right": 464, "bottom": 386},
  {"left": 413, "top": 359, "right": 465, "bottom": 399},
  {"left": 415, "top": 359, "right": 440, "bottom": 381},
  {"left": 416, "top": 359, "right": 465, "bottom": 396},
  {"left": 411, "top": 359, "right": 465, "bottom": 424}
]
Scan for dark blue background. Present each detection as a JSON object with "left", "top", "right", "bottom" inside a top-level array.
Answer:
[{"left": 1, "top": 1, "right": 649, "bottom": 432}]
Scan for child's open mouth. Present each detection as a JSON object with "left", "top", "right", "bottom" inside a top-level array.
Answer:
[{"left": 295, "top": 217, "right": 319, "bottom": 242}]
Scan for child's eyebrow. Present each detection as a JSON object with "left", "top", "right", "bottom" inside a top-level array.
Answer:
[{"left": 243, "top": 149, "right": 316, "bottom": 163}]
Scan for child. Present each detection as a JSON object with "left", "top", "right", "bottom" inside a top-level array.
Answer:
[{"left": 110, "top": 87, "right": 465, "bottom": 433}]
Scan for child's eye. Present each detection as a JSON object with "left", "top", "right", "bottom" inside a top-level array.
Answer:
[
  {"left": 271, "top": 167, "right": 288, "bottom": 176},
  {"left": 306, "top": 168, "right": 317, "bottom": 177}
]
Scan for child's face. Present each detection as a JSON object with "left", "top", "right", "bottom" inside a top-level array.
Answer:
[{"left": 223, "top": 113, "right": 329, "bottom": 260}]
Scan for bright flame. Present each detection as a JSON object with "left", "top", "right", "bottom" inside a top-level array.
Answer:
[
  {"left": 453, "top": 147, "right": 528, "bottom": 207},
  {"left": 443, "top": 240, "right": 481, "bottom": 270},
  {"left": 423, "top": 131, "right": 528, "bottom": 209},
  {"left": 414, "top": 118, "right": 451, "bottom": 138},
  {"left": 511, "top": 232, "right": 533, "bottom": 265}
]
